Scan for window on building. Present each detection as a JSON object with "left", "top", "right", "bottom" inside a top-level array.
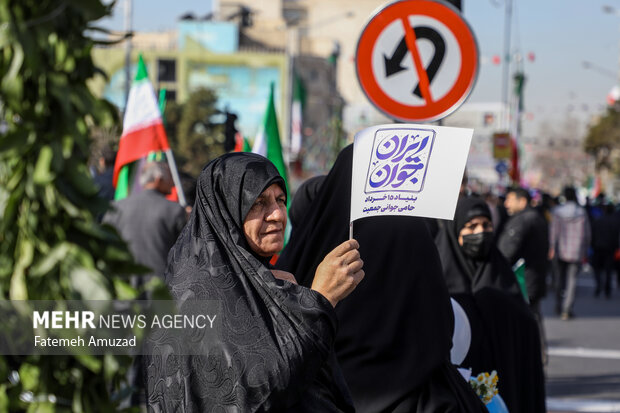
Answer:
[{"left": 157, "top": 59, "right": 176, "bottom": 82}]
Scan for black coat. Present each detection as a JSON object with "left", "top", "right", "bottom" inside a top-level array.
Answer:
[
  {"left": 591, "top": 212, "right": 620, "bottom": 251},
  {"left": 497, "top": 206, "right": 549, "bottom": 301}
]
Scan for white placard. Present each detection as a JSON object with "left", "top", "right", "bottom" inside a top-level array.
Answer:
[{"left": 350, "top": 124, "right": 473, "bottom": 223}]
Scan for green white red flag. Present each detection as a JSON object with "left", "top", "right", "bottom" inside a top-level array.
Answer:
[
  {"left": 113, "top": 55, "right": 171, "bottom": 198},
  {"left": 252, "top": 82, "right": 288, "bottom": 190},
  {"left": 252, "top": 83, "right": 291, "bottom": 249}
]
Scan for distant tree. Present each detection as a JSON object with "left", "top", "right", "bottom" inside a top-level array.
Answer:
[
  {"left": 584, "top": 107, "right": 620, "bottom": 171},
  {"left": 0, "top": 0, "right": 149, "bottom": 410},
  {"left": 174, "top": 88, "right": 225, "bottom": 176}
]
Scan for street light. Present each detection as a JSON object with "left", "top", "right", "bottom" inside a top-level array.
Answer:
[{"left": 582, "top": 60, "right": 617, "bottom": 79}]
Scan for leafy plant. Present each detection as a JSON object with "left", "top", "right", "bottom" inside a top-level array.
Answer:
[{"left": 0, "top": 0, "right": 146, "bottom": 410}]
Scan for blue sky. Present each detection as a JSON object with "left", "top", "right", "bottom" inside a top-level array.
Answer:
[{"left": 99, "top": 0, "right": 620, "bottom": 138}]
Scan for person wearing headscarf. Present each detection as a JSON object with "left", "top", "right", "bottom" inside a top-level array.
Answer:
[
  {"left": 277, "top": 145, "right": 487, "bottom": 413},
  {"left": 434, "top": 196, "right": 546, "bottom": 413},
  {"left": 289, "top": 174, "right": 326, "bottom": 229},
  {"left": 145, "top": 152, "right": 364, "bottom": 412}
]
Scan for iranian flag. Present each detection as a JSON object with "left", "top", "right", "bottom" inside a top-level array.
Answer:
[
  {"left": 233, "top": 132, "right": 251, "bottom": 152},
  {"left": 113, "top": 55, "right": 171, "bottom": 199},
  {"left": 252, "top": 82, "right": 291, "bottom": 250},
  {"left": 252, "top": 82, "right": 288, "bottom": 191}
]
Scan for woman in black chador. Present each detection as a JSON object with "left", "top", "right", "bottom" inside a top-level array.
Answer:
[
  {"left": 145, "top": 152, "right": 364, "bottom": 412},
  {"left": 277, "top": 145, "right": 486, "bottom": 413},
  {"left": 434, "top": 196, "right": 546, "bottom": 413}
]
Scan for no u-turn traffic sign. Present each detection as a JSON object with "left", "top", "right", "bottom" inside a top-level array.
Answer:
[{"left": 356, "top": 0, "right": 479, "bottom": 122}]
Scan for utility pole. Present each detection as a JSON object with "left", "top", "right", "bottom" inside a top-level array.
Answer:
[
  {"left": 603, "top": 5, "right": 620, "bottom": 87},
  {"left": 123, "top": 0, "right": 133, "bottom": 113},
  {"left": 501, "top": 0, "right": 512, "bottom": 130}
]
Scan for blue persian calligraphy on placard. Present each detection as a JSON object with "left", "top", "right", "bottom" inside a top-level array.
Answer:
[{"left": 364, "top": 128, "right": 435, "bottom": 194}]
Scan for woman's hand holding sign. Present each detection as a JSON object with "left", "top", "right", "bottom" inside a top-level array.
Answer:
[{"left": 312, "top": 239, "right": 365, "bottom": 307}]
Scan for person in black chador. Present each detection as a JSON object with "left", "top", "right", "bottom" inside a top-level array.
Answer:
[
  {"left": 145, "top": 152, "right": 364, "bottom": 412},
  {"left": 591, "top": 202, "right": 619, "bottom": 298},
  {"left": 277, "top": 145, "right": 487, "bottom": 413},
  {"left": 289, "top": 174, "right": 326, "bottom": 229},
  {"left": 434, "top": 196, "right": 546, "bottom": 413}
]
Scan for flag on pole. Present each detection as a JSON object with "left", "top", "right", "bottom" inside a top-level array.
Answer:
[
  {"left": 233, "top": 132, "right": 251, "bottom": 152},
  {"left": 589, "top": 175, "right": 602, "bottom": 198},
  {"left": 252, "top": 82, "right": 288, "bottom": 191},
  {"left": 252, "top": 83, "right": 291, "bottom": 251},
  {"left": 290, "top": 72, "right": 306, "bottom": 160},
  {"left": 113, "top": 55, "right": 171, "bottom": 199}
]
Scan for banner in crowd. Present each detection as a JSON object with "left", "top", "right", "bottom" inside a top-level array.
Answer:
[{"left": 350, "top": 124, "right": 473, "bottom": 223}]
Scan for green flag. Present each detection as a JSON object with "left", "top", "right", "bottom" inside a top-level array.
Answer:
[
  {"left": 114, "top": 55, "right": 171, "bottom": 200},
  {"left": 512, "top": 258, "right": 529, "bottom": 303},
  {"left": 252, "top": 82, "right": 288, "bottom": 193},
  {"left": 251, "top": 83, "right": 291, "bottom": 246}
]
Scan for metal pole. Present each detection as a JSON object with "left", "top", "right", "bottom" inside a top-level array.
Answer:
[
  {"left": 501, "top": 0, "right": 512, "bottom": 130},
  {"left": 617, "top": 17, "right": 620, "bottom": 88},
  {"left": 284, "top": 26, "right": 298, "bottom": 166},
  {"left": 164, "top": 149, "right": 187, "bottom": 207},
  {"left": 123, "top": 0, "right": 133, "bottom": 113}
]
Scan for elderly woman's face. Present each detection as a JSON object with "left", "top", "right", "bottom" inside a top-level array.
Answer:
[
  {"left": 458, "top": 216, "right": 493, "bottom": 246},
  {"left": 243, "top": 184, "right": 287, "bottom": 257}
]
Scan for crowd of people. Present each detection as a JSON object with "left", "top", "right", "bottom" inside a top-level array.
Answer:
[{"left": 91, "top": 144, "right": 619, "bottom": 411}]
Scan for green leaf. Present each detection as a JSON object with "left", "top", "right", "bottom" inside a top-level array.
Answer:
[
  {"left": 1, "top": 184, "right": 23, "bottom": 231},
  {"left": 27, "top": 401, "right": 56, "bottom": 413},
  {"left": 61, "top": 135, "right": 74, "bottom": 159},
  {"left": 65, "top": 0, "right": 109, "bottom": 21},
  {"left": 30, "top": 242, "right": 71, "bottom": 277},
  {"left": 74, "top": 355, "right": 101, "bottom": 374},
  {"left": 0, "top": 384, "right": 8, "bottom": 412},
  {"left": 18, "top": 363, "right": 40, "bottom": 391},
  {"left": 73, "top": 220, "right": 114, "bottom": 241},
  {"left": 10, "top": 237, "right": 33, "bottom": 300},
  {"left": 55, "top": 39, "right": 67, "bottom": 65},
  {"left": 57, "top": 194, "right": 80, "bottom": 218},
  {"left": 113, "top": 279, "right": 137, "bottom": 300},
  {"left": 33, "top": 146, "right": 55, "bottom": 185},
  {"left": 102, "top": 354, "right": 120, "bottom": 383},
  {"left": 6, "top": 158, "right": 25, "bottom": 190},
  {"left": 69, "top": 267, "right": 111, "bottom": 300},
  {"left": 1, "top": 43, "right": 24, "bottom": 101},
  {"left": 42, "top": 185, "right": 58, "bottom": 216}
]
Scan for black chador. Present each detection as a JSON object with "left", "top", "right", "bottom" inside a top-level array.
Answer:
[{"left": 278, "top": 145, "right": 487, "bottom": 413}]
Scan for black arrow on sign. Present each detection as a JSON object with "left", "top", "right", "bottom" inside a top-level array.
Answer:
[{"left": 383, "top": 26, "right": 446, "bottom": 98}]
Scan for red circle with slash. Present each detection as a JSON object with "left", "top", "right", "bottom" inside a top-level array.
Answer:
[{"left": 356, "top": 0, "right": 479, "bottom": 122}]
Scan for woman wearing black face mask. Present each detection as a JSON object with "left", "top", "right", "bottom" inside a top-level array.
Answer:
[{"left": 434, "top": 196, "right": 546, "bottom": 413}]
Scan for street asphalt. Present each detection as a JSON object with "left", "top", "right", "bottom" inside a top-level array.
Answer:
[{"left": 542, "top": 266, "right": 620, "bottom": 412}]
